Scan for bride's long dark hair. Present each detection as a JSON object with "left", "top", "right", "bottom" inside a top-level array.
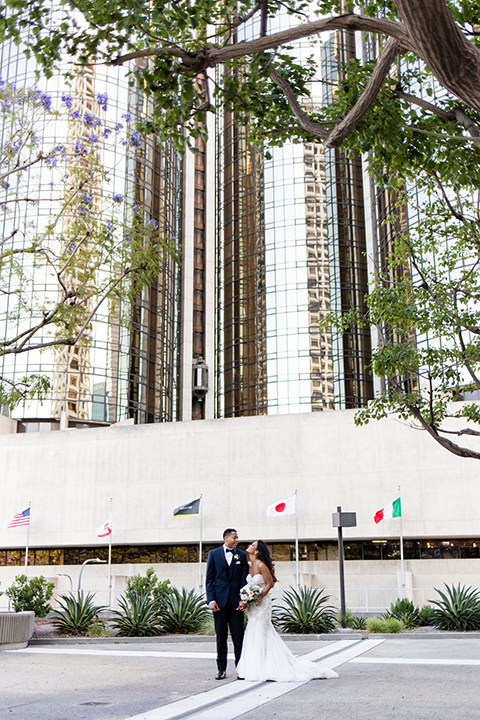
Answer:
[{"left": 256, "top": 540, "right": 278, "bottom": 583}]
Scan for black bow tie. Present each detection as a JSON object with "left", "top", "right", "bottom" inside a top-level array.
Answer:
[{"left": 226, "top": 548, "right": 235, "bottom": 554}]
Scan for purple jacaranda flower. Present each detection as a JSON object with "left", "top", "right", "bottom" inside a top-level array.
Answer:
[
  {"left": 61, "top": 93, "right": 73, "bottom": 109},
  {"left": 103, "top": 127, "right": 112, "bottom": 139},
  {"left": 129, "top": 130, "right": 142, "bottom": 147},
  {"left": 122, "top": 112, "right": 132, "bottom": 123},
  {"left": 69, "top": 110, "right": 80, "bottom": 119},
  {"left": 96, "top": 92, "right": 108, "bottom": 111},
  {"left": 105, "top": 220, "right": 114, "bottom": 231},
  {"left": 2, "top": 181, "right": 10, "bottom": 190},
  {"left": 114, "top": 123, "right": 123, "bottom": 132},
  {"left": 148, "top": 218, "right": 158, "bottom": 230},
  {"left": 41, "top": 94, "right": 52, "bottom": 111},
  {"left": 74, "top": 140, "right": 85, "bottom": 155},
  {"left": 83, "top": 113, "right": 95, "bottom": 127},
  {"left": 87, "top": 134, "right": 98, "bottom": 144},
  {"left": 113, "top": 193, "right": 124, "bottom": 204},
  {"left": 133, "top": 203, "right": 140, "bottom": 213}
]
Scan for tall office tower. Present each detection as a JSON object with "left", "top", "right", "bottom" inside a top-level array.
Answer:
[
  {"left": 0, "top": 40, "right": 180, "bottom": 427},
  {"left": 215, "top": 26, "right": 373, "bottom": 417}
]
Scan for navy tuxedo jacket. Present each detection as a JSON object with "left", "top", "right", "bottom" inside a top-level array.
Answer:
[{"left": 205, "top": 546, "right": 249, "bottom": 608}]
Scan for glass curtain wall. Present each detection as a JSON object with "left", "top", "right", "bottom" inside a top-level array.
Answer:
[
  {"left": 321, "top": 32, "right": 374, "bottom": 409},
  {"left": 216, "top": 15, "right": 371, "bottom": 416},
  {"left": 0, "top": 36, "right": 180, "bottom": 424}
]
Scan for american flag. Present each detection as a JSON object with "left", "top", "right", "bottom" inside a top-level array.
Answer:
[{"left": 8, "top": 507, "right": 30, "bottom": 528}]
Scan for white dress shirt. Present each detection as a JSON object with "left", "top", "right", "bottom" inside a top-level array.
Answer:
[{"left": 223, "top": 544, "right": 234, "bottom": 565}]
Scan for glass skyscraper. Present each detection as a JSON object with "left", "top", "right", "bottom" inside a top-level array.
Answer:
[
  {"left": 0, "top": 39, "right": 180, "bottom": 426},
  {"left": 0, "top": 22, "right": 378, "bottom": 428}
]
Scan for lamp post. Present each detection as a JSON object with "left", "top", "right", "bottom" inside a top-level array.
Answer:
[
  {"left": 56, "top": 573, "right": 73, "bottom": 591},
  {"left": 332, "top": 506, "right": 357, "bottom": 629},
  {"left": 77, "top": 558, "right": 106, "bottom": 593}
]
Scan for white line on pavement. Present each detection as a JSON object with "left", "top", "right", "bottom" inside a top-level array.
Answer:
[
  {"left": 351, "top": 657, "right": 480, "bottom": 666},
  {"left": 9, "top": 647, "right": 222, "bottom": 660},
  {"left": 123, "top": 639, "right": 382, "bottom": 720}
]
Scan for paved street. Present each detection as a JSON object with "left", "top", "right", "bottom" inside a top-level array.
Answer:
[{"left": 1, "top": 634, "right": 479, "bottom": 720}]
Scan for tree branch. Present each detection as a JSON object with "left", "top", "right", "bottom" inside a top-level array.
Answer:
[
  {"left": 111, "top": 14, "right": 413, "bottom": 67},
  {"left": 407, "top": 402, "right": 480, "bottom": 459},
  {"left": 269, "top": 68, "right": 329, "bottom": 140},
  {"left": 325, "top": 37, "right": 401, "bottom": 148},
  {"left": 395, "top": 88, "right": 480, "bottom": 147}
]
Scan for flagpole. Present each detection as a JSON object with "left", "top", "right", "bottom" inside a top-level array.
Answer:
[
  {"left": 198, "top": 494, "right": 203, "bottom": 588},
  {"left": 24, "top": 501, "right": 31, "bottom": 572},
  {"left": 108, "top": 498, "right": 113, "bottom": 607},
  {"left": 295, "top": 490, "right": 299, "bottom": 589},
  {"left": 398, "top": 485, "right": 405, "bottom": 598}
]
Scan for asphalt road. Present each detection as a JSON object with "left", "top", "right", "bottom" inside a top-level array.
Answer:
[{"left": 1, "top": 634, "right": 479, "bottom": 720}]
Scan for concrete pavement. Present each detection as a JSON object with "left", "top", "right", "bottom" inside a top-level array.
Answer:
[{"left": 1, "top": 634, "right": 479, "bottom": 720}]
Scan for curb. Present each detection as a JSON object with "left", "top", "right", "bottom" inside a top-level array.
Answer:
[{"left": 29, "top": 630, "right": 480, "bottom": 646}]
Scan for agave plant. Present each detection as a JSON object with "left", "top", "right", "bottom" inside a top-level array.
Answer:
[
  {"left": 382, "top": 598, "right": 425, "bottom": 629},
  {"left": 110, "top": 590, "right": 164, "bottom": 637},
  {"left": 273, "top": 587, "right": 336, "bottom": 634},
  {"left": 50, "top": 591, "right": 107, "bottom": 635},
  {"left": 159, "top": 587, "right": 210, "bottom": 634},
  {"left": 430, "top": 584, "right": 480, "bottom": 631}
]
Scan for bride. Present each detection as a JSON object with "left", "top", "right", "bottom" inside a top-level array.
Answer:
[{"left": 236, "top": 540, "right": 338, "bottom": 683}]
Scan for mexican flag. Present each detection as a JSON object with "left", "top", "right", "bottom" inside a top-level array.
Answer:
[{"left": 374, "top": 498, "right": 401, "bottom": 524}]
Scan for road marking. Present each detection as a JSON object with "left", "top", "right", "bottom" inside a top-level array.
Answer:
[
  {"left": 10, "top": 647, "right": 222, "bottom": 660},
  {"left": 9, "top": 639, "right": 354, "bottom": 662},
  {"left": 351, "top": 656, "right": 480, "bottom": 666},
  {"left": 123, "top": 639, "right": 383, "bottom": 720}
]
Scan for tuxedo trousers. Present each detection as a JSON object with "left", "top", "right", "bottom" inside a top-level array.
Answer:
[{"left": 214, "top": 599, "right": 245, "bottom": 672}]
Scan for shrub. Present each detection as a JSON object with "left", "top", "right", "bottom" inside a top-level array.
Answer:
[
  {"left": 4, "top": 574, "right": 55, "bottom": 616},
  {"left": 88, "top": 620, "right": 110, "bottom": 637},
  {"left": 418, "top": 605, "right": 435, "bottom": 626},
  {"left": 382, "top": 598, "right": 426, "bottom": 629},
  {"left": 337, "top": 607, "right": 367, "bottom": 630},
  {"left": 50, "top": 592, "right": 107, "bottom": 635},
  {"left": 430, "top": 584, "right": 480, "bottom": 631},
  {"left": 126, "top": 568, "right": 172, "bottom": 611},
  {"left": 110, "top": 590, "right": 164, "bottom": 637},
  {"left": 159, "top": 587, "right": 210, "bottom": 634},
  {"left": 273, "top": 587, "right": 336, "bottom": 634},
  {"left": 367, "top": 616, "right": 405, "bottom": 633}
]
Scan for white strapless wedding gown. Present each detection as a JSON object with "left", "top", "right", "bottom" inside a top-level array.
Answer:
[{"left": 236, "top": 574, "right": 339, "bottom": 682}]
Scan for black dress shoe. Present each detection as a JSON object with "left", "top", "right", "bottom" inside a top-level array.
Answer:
[{"left": 215, "top": 670, "right": 227, "bottom": 680}]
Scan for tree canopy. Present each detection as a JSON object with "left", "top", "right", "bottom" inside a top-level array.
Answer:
[
  {"left": 1, "top": 1, "right": 480, "bottom": 153},
  {"left": 2, "top": 0, "right": 480, "bottom": 457}
]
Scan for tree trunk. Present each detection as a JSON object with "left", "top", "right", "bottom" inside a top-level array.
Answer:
[{"left": 395, "top": 0, "right": 480, "bottom": 114}]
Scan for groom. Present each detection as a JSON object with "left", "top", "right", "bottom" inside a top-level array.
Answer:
[{"left": 206, "top": 528, "right": 249, "bottom": 679}]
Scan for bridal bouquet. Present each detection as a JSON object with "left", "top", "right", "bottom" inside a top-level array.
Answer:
[{"left": 240, "top": 582, "right": 261, "bottom": 604}]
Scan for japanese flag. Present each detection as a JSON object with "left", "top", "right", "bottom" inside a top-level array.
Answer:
[{"left": 266, "top": 496, "right": 296, "bottom": 517}]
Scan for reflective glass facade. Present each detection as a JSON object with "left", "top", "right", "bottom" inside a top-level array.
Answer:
[
  {"left": 0, "top": 40, "right": 180, "bottom": 424},
  {"left": 216, "top": 24, "right": 372, "bottom": 417}
]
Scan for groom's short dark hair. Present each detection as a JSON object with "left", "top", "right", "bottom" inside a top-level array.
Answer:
[{"left": 223, "top": 528, "right": 237, "bottom": 539}]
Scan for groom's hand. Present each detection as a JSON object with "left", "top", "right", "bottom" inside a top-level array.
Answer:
[{"left": 209, "top": 601, "right": 220, "bottom": 612}]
